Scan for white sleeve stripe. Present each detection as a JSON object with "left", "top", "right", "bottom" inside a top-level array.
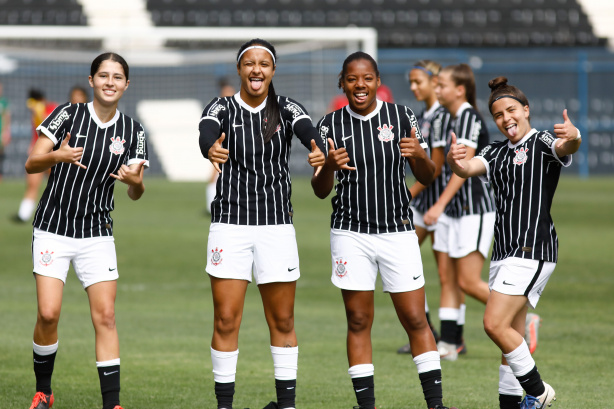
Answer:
[
  {"left": 457, "top": 138, "right": 478, "bottom": 149},
  {"left": 432, "top": 141, "right": 446, "bottom": 148},
  {"left": 200, "top": 116, "right": 220, "bottom": 125},
  {"left": 550, "top": 140, "right": 573, "bottom": 167},
  {"left": 475, "top": 156, "right": 490, "bottom": 183},
  {"left": 37, "top": 126, "right": 59, "bottom": 145},
  {"left": 292, "top": 114, "right": 311, "bottom": 127},
  {"left": 420, "top": 142, "right": 429, "bottom": 149},
  {"left": 127, "top": 158, "right": 150, "bottom": 168}
]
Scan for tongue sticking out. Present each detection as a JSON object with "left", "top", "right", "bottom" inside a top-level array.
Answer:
[
  {"left": 508, "top": 124, "right": 518, "bottom": 138},
  {"left": 251, "top": 79, "right": 263, "bottom": 91}
]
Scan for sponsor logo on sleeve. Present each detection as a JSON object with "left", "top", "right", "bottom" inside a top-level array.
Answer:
[
  {"left": 471, "top": 121, "right": 482, "bottom": 141},
  {"left": 208, "top": 103, "right": 226, "bottom": 118},
  {"left": 539, "top": 131, "right": 555, "bottom": 147},
  {"left": 284, "top": 101, "right": 306, "bottom": 119},
  {"left": 319, "top": 124, "right": 329, "bottom": 145},
  {"left": 48, "top": 110, "right": 70, "bottom": 132},
  {"left": 478, "top": 145, "right": 492, "bottom": 157},
  {"left": 136, "top": 130, "right": 146, "bottom": 155}
]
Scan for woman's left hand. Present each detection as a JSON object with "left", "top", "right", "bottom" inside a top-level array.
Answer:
[{"left": 400, "top": 128, "right": 426, "bottom": 159}]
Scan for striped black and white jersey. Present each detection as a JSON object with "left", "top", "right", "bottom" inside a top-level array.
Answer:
[
  {"left": 199, "top": 93, "right": 325, "bottom": 226},
  {"left": 411, "top": 101, "right": 449, "bottom": 213},
  {"left": 443, "top": 102, "right": 495, "bottom": 218},
  {"left": 33, "top": 102, "right": 149, "bottom": 238},
  {"left": 318, "top": 100, "right": 428, "bottom": 234},
  {"left": 476, "top": 128, "right": 571, "bottom": 262}
]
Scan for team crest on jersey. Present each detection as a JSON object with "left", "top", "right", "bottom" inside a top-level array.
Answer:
[
  {"left": 109, "top": 136, "right": 126, "bottom": 155},
  {"left": 39, "top": 250, "right": 54, "bottom": 267},
  {"left": 263, "top": 117, "right": 282, "bottom": 133},
  {"left": 211, "top": 247, "right": 223, "bottom": 266},
  {"left": 513, "top": 147, "right": 529, "bottom": 165},
  {"left": 377, "top": 124, "right": 394, "bottom": 142},
  {"left": 335, "top": 258, "right": 348, "bottom": 277},
  {"left": 48, "top": 110, "right": 70, "bottom": 131}
]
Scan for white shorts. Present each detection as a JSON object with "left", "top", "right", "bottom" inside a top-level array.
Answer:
[
  {"left": 410, "top": 207, "right": 437, "bottom": 232},
  {"left": 330, "top": 229, "right": 425, "bottom": 293},
  {"left": 206, "top": 223, "right": 300, "bottom": 285},
  {"left": 432, "top": 212, "right": 495, "bottom": 259},
  {"left": 489, "top": 257, "right": 556, "bottom": 308},
  {"left": 32, "top": 228, "right": 118, "bottom": 289}
]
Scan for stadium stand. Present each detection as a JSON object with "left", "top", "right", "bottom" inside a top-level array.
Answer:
[{"left": 145, "top": 0, "right": 606, "bottom": 48}]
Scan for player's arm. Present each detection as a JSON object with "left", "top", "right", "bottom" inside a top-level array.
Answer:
[
  {"left": 553, "top": 109, "right": 582, "bottom": 158},
  {"left": 1, "top": 107, "right": 10, "bottom": 146},
  {"left": 199, "top": 117, "right": 228, "bottom": 174},
  {"left": 294, "top": 118, "right": 326, "bottom": 172},
  {"left": 402, "top": 128, "right": 435, "bottom": 186},
  {"left": 408, "top": 146, "right": 443, "bottom": 197},
  {"left": 447, "top": 132, "right": 486, "bottom": 178},
  {"left": 25, "top": 132, "right": 86, "bottom": 174}
]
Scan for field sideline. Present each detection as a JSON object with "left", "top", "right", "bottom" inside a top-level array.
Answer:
[{"left": 1, "top": 176, "right": 612, "bottom": 409}]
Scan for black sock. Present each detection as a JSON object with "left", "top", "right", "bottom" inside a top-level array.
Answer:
[
  {"left": 352, "top": 375, "right": 375, "bottom": 409},
  {"left": 215, "top": 381, "right": 235, "bottom": 409},
  {"left": 418, "top": 369, "right": 443, "bottom": 408},
  {"left": 516, "top": 366, "right": 545, "bottom": 398},
  {"left": 440, "top": 320, "right": 457, "bottom": 344},
  {"left": 426, "top": 311, "right": 433, "bottom": 326},
  {"left": 33, "top": 351, "right": 56, "bottom": 395},
  {"left": 98, "top": 365, "right": 120, "bottom": 409},
  {"left": 455, "top": 323, "right": 464, "bottom": 345},
  {"left": 499, "top": 393, "right": 522, "bottom": 409},
  {"left": 275, "top": 379, "right": 296, "bottom": 409}
]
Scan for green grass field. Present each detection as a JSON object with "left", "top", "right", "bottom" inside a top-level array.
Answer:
[{"left": 1, "top": 176, "right": 613, "bottom": 409}]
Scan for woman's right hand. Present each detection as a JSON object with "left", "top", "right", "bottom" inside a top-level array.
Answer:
[
  {"left": 57, "top": 133, "right": 86, "bottom": 169},
  {"left": 208, "top": 132, "right": 229, "bottom": 173},
  {"left": 326, "top": 138, "right": 356, "bottom": 171}
]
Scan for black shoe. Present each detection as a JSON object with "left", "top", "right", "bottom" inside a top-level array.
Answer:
[
  {"left": 430, "top": 406, "right": 458, "bottom": 409},
  {"left": 263, "top": 402, "right": 278, "bottom": 409}
]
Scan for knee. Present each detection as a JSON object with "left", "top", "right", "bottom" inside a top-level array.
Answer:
[
  {"left": 214, "top": 311, "right": 241, "bottom": 336},
  {"left": 95, "top": 306, "right": 116, "bottom": 330},
  {"left": 458, "top": 275, "right": 475, "bottom": 295},
  {"left": 271, "top": 314, "right": 294, "bottom": 335},
  {"left": 346, "top": 310, "right": 372, "bottom": 334},
  {"left": 405, "top": 311, "right": 429, "bottom": 332},
  {"left": 483, "top": 315, "right": 501, "bottom": 340},
  {"left": 37, "top": 307, "right": 60, "bottom": 328}
]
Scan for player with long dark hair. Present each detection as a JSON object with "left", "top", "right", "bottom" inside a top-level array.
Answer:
[
  {"left": 425, "top": 63, "right": 496, "bottom": 361},
  {"left": 312, "top": 51, "right": 455, "bottom": 409},
  {"left": 198, "top": 38, "right": 326, "bottom": 409},
  {"left": 447, "top": 76, "right": 580, "bottom": 408},
  {"left": 26, "top": 52, "right": 147, "bottom": 409}
]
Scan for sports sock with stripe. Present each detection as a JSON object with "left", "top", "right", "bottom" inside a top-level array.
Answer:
[
  {"left": 33, "top": 341, "right": 58, "bottom": 395},
  {"left": 97, "top": 358, "right": 120, "bottom": 409},
  {"left": 349, "top": 364, "right": 375, "bottom": 409}
]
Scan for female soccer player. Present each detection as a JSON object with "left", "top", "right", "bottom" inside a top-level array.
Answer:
[
  {"left": 26, "top": 52, "right": 147, "bottom": 409},
  {"left": 311, "top": 51, "right": 455, "bottom": 409},
  {"left": 425, "top": 63, "right": 496, "bottom": 361},
  {"left": 397, "top": 60, "right": 450, "bottom": 354},
  {"left": 199, "top": 38, "right": 326, "bottom": 409},
  {"left": 448, "top": 76, "right": 580, "bottom": 408}
]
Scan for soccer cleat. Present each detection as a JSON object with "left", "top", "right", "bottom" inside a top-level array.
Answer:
[
  {"left": 456, "top": 340, "right": 467, "bottom": 355},
  {"left": 437, "top": 341, "right": 458, "bottom": 361},
  {"left": 262, "top": 402, "right": 278, "bottom": 409},
  {"left": 352, "top": 406, "right": 376, "bottom": 409},
  {"left": 520, "top": 382, "right": 556, "bottom": 409},
  {"left": 29, "top": 392, "right": 54, "bottom": 409},
  {"left": 112, "top": 406, "right": 125, "bottom": 409},
  {"left": 429, "top": 406, "right": 458, "bottom": 409},
  {"left": 525, "top": 313, "right": 542, "bottom": 354}
]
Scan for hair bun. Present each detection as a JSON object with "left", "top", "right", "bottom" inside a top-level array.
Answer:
[{"left": 488, "top": 76, "right": 508, "bottom": 90}]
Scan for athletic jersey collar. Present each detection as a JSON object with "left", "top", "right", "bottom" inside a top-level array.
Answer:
[
  {"left": 507, "top": 128, "right": 538, "bottom": 148},
  {"left": 87, "top": 102, "right": 119, "bottom": 129},
  {"left": 234, "top": 92, "right": 267, "bottom": 113},
  {"left": 424, "top": 101, "right": 441, "bottom": 119},
  {"left": 453, "top": 101, "right": 472, "bottom": 118},
  {"left": 345, "top": 99, "right": 383, "bottom": 121}
]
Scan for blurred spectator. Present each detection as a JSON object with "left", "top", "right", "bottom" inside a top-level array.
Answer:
[
  {"left": 69, "top": 85, "right": 89, "bottom": 104},
  {"left": 0, "top": 81, "right": 10, "bottom": 183}
]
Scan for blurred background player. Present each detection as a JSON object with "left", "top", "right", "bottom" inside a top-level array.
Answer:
[
  {"left": 69, "top": 85, "right": 89, "bottom": 104},
  {"left": 397, "top": 60, "right": 449, "bottom": 354},
  {"left": 425, "top": 64, "right": 496, "bottom": 361},
  {"left": 0, "top": 81, "right": 10, "bottom": 183},
  {"left": 205, "top": 78, "right": 236, "bottom": 215},
  {"left": 13, "top": 89, "right": 58, "bottom": 223}
]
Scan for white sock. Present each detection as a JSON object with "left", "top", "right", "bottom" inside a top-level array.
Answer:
[
  {"left": 33, "top": 340, "right": 58, "bottom": 356},
  {"left": 499, "top": 364, "right": 523, "bottom": 396},
  {"left": 413, "top": 351, "right": 441, "bottom": 374},
  {"left": 503, "top": 342, "right": 535, "bottom": 377},
  {"left": 270, "top": 346, "right": 298, "bottom": 380},
  {"left": 96, "top": 358, "right": 120, "bottom": 367},
  {"left": 348, "top": 363, "right": 374, "bottom": 378},
  {"left": 211, "top": 347, "right": 239, "bottom": 383},
  {"left": 458, "top": 304, "right": 466, "bottom": 325},
  {"left": 439, "top": 307, "right": 460, "bottom": 321},
  {"left": 18, "top": 198, "right": 36, "bottom": 221}
]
